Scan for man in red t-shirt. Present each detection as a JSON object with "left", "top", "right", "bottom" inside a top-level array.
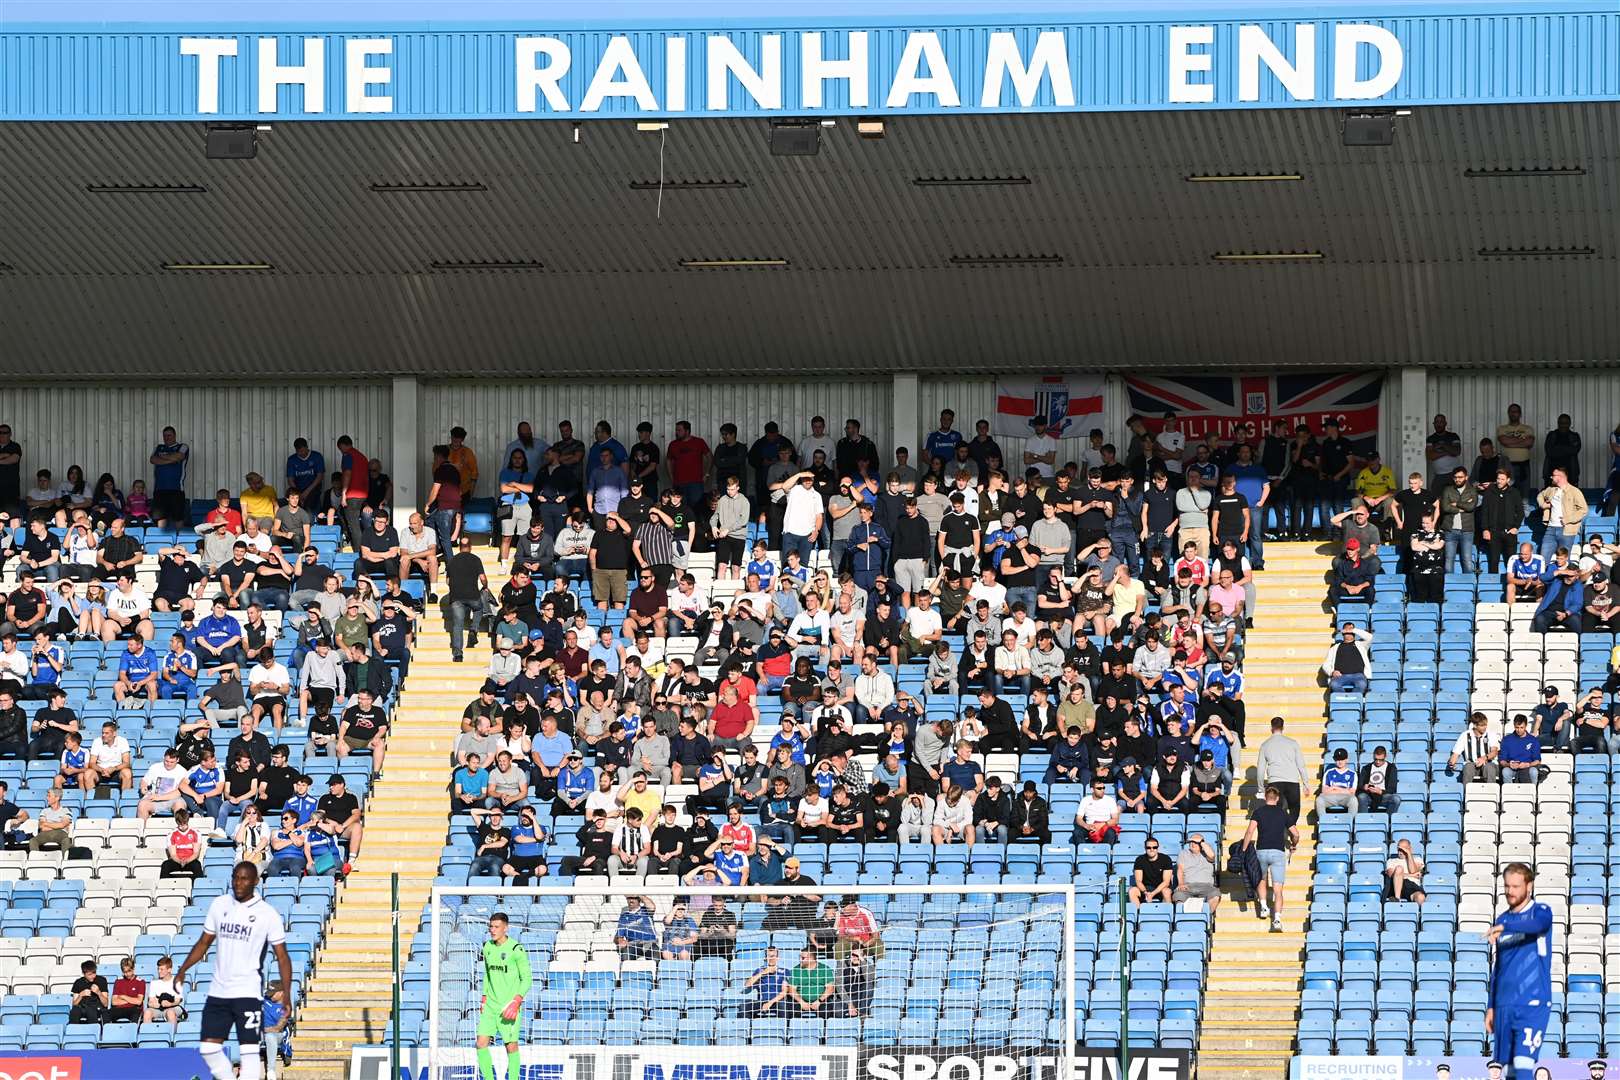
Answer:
[
  {"left": 665, "top": 421, "right": 713, "bottom": 514},
  {"left": 709, "top": 685, "right": 758, "bottom": 756},
  {"left": 833, "top": 896, "right": 885, "bottom": 960},
  {"left": 108, "top": 956, "right": 147, "bottom": 1023},
  {"left": 159, "top": 808, "right": 204, "bottom": 878},
  {"left": 336, "top": 435, "right": 371, "bottom": 551},
  {"left": 719, "top": 803, "right": 756, "bottom": 855},
  {"left": 426, "top": 443, "right": 465, "bottom": 563}
]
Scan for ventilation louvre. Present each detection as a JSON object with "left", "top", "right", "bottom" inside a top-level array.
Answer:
[
  {"left": 429, "top": 259, "right": 545, "bottom": 271},
  {"left": 87, "top": 183, "right": 208, "bottom": 194},
  {"left": 948, "top": 254, "right": 1063, "bottom": 267},
  {"left": 1464, "top": 167, "right": 1586, "bottom": 179},
  {"left": 677, "top": 258, "right": 788, "bottom": 269},
  {"left": 914, "top": 176, "right": 1033, "bottom": 188},
  {"left": 628, "top": 179, "right": 747, "bottom": 191},
  {"left": 371, "top": 181, "right": 489, "bottom": 193},
  {"left": 1478, "top": 247, "right": 1594, "bottom": 258},
  {"left": 1211, "top": 251, "right": 1325, "bottom": 262}
]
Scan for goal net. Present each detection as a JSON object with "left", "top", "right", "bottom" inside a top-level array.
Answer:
[{"left": 428, "top": 883, "right": 1076, "bottom": 1080}]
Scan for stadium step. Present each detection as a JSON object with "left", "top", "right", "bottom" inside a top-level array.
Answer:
[
  {"left": 283, "top": 591, "right": 504, "bottom": 1080},
  {"left": 1197, "top": 543, "right": 1330, "bottom": 1080}
]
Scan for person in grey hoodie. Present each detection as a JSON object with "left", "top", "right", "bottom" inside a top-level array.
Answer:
[
  {"left": 297, "top": 638, "right": 346, "bottom": 725},
  {"left": 710, "top": 476, "right": 751, "bottom": 579},
  {"left": 1254, "top": 716, "right": 1310, "bottom": 824}
]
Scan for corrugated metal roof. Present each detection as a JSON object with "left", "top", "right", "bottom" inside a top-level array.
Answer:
[{"left": 1, "top": 102, "right": 1616, "bottom": 373}]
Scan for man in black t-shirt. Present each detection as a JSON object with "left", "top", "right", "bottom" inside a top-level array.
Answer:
[
  {"left": 648, "top": 803, "right": 687, "bottom": 875},
  {"left": 256, "top": 745, "right": 299, "bottom": 815},
  {"left": 1210, "top": 475, "right": 1250, "bottom": 548},
  {"left": 1243, "top": 783, "right": 1299, "bottom": 931},
  {"left": 68, "top": 960, "right": 109, "bottom": 1025},
  {"left": 316, "top": 773, "right": 364, "bottom": 866},
  {"left": 0, "top": 425, "right": 20, "bottom": 514},
  {"left": 1128, "top": 836, "right": 1174, "bottom": 904},
  {"left": 225, "top": 712, "right": 273, "bottom": 773},
  {"left": 471, "top": 808, "right": 510, "bottom": 876},
  {"left": 358, "top": 512, "right": 402, "bottom": 579},
  {"left": 96, "top": 518, "right": 145, "bottom": 579},
  {"left": 337, "top": 688, "right": 389, "bottom": 775}
]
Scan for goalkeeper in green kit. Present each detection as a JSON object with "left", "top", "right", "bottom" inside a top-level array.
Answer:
[{"left": 476, "top": 912, "right": 532, "bottom": 1080}]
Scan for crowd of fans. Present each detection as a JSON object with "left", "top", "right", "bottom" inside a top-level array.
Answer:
[{"left": 0, "top": 425, "right": 414, "bottom": 889}]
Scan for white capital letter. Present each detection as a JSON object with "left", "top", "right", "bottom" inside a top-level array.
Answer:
[
  {"left": 707, "top": 35, "right": 782, "bottom": 110},
  {"left": 181, "top": 38, "right": 237, "bottom": 115},
  {"left": 344, "top": 38, "right": 393, "bottom": 113},
  {"left": 1334, "top": 24, "right": 1403, "bottom": 99},
  {"left": 256, "top": 37, "right": 325, "bottom": 114},
  {"left": 1168, "top": 26, "right": 1215, "bottom": 103},
  {"left": 885, "top": 31, "right": 960, "bottom": 108},
  {"left": 1238, "top": 24, "right": 1315, "bottom": 102},
  {"left": 665, "top": 36, "right": 688, "bottom": 111},
  {"left": 516, "top": 37, "right": 572, "bottom": 112},
  {"left": 802, "top": 31, "right": 869, "bottom": 109},
  {"left": 981, "top": 30, "right": 1074, "bottom": 108},
  {"left": 582, "top": 36, "right": 658, "bottom": 112}
]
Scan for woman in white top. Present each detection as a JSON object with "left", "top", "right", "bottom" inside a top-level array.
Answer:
[
  {"left": 234, "top": 804, "right": 269, "bottom": 866},
  {"left": 930, "top": 784, "right": 974, "bottom": 847}
]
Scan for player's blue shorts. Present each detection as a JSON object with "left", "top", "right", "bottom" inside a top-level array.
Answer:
[
  {"left": 1493, "top": 999, "right": 1549, "bottom": 1076},
  {"left": 201, "top": 995, "right": 264, "bottom": 1046}
]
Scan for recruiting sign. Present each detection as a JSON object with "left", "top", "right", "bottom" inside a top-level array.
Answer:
[
  {"left": 3, "top": 1, "right": 1618, "bottom": 120},
  {"left": 1295, "top": 1058, "right": 1613, "bottom": 1080}
]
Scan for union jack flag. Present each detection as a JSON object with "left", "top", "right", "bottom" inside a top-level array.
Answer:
[{"left": 1125, "top": 372, "right": 1384, "bottom": 449}]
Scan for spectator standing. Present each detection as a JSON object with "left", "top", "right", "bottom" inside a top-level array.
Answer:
[
  {"left": 1536, "top": 468, "right": 1587, "bottom": 562},
  {"left": 1425, "top": 415, "right": 1463, "bottom": 487},
  {"left": 1542, "top": 413, "right": 1582, "bottom": 485},
  {"left": 1243, "top": 784, "right": 1298, "bottom": 931},
  {"left": 1495, "top": 405, "right": 1536, "bottom": 489},
  {"left": 148, "top": 426, "right": 190, "bottom": 527},
  {"left": 1439, "top": 467, "right": 1480, "bottom": 573},
  {"left": 1479, "top": 469, "right": 1526, "bottom": 574},
  {"left": 1256, "top": 716, "right": 1309, "bottom": 822}
]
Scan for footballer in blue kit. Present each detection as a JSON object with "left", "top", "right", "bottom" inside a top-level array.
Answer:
[{"left": 1487, "top": 862, "right": 1553, "bottom": 1080}]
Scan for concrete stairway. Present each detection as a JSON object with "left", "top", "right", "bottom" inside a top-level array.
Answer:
[
  {"left": 283, "top": 580, "right": 498, "bottom": 1079},
  {"left": 1197, "top": 543, "right": 1333, "bottom": 1080}
]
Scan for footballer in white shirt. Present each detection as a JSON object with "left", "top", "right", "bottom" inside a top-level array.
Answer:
[{"left": 175, "top": 861, "right": 292, "bottom": 1080}]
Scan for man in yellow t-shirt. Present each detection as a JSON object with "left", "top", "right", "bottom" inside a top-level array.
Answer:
[
  {"left": 1352, "top": 451, "right": 1397, "bottom": 515},
  {"left": 238, "top": 473, "right": 279, "bottom": 527},
  {"left": 449, "top": 426, "right": 479, "bottom": 498},
  {"left": 1494, "top": 403, "right": 1536, "bottom": 489}
]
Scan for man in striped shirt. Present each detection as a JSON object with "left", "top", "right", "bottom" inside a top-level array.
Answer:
[
  {"left": 833, "top": 895, "right": 884, "bottom": 960},
  {"left": 1448, "top": 713, "right": 1500, "bottom": 784}
]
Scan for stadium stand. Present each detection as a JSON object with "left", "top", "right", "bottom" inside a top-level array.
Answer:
[
  {"left": 1298, "top": 468, "right": 1620, "bottom": 1059},
  {"left": 0, "top": 484, "right": 412, "bottom": 1061}
]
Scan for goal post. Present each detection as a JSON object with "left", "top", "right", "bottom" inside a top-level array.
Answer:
[{"left": 427, "top": 883, "right": 1077, "bottom": 1080}]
